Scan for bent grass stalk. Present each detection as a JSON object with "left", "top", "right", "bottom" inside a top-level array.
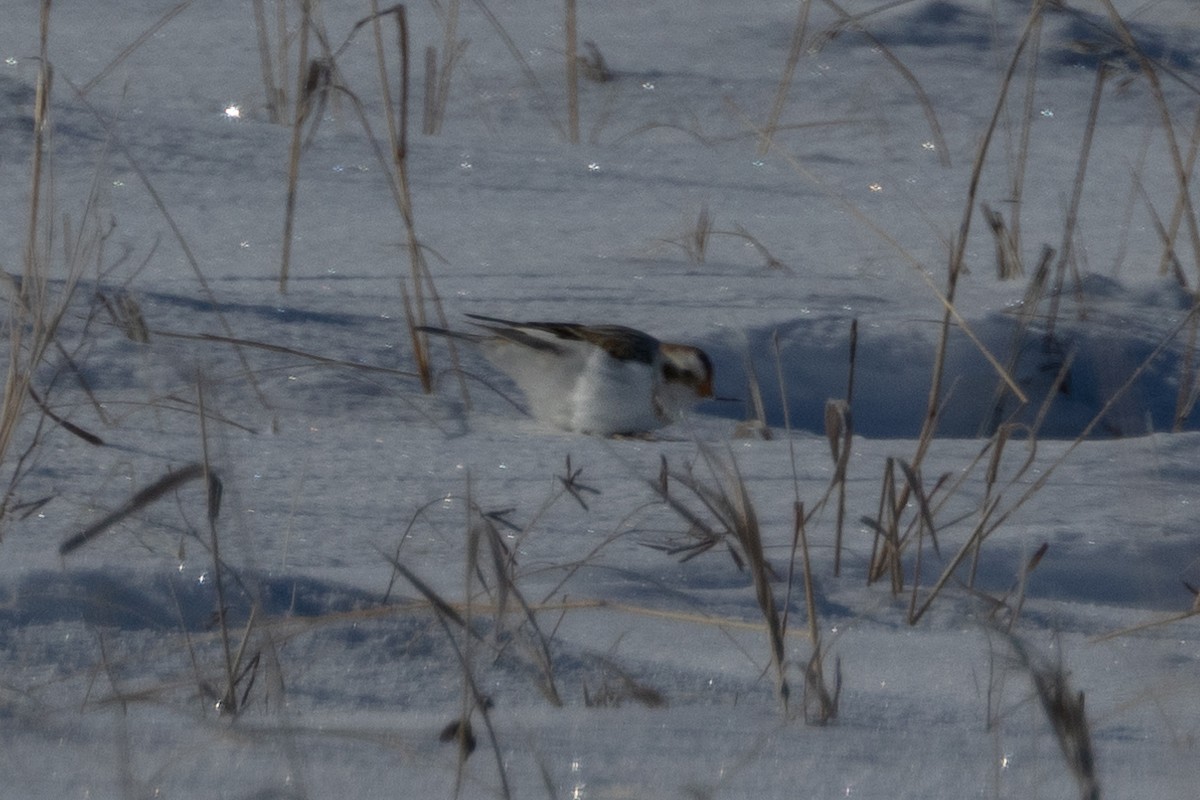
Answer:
[{"left": 2, "top": 2, "right": 51, "bottom": 520}]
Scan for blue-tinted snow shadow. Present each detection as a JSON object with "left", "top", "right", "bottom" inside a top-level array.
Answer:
[
  {"left": 0, "top": 568, "right": 385, "bottom": 631},
  {"left": 967, "top": 534, "right": 1200, "bottom": 614},
  {"left": 699, "top": 284, "right": 1197, "bottom": 439},
  {"left": 863, "top": 0, "right": 1196, "bottom": 72}
]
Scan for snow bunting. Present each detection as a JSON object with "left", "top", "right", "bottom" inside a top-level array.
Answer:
[{"left": 419, "top": 314, "right": 714, "bottom": 435}]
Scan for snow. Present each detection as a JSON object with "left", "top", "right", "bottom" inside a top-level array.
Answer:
[{"left": 2, "top": 0, "right": 1199, "bottom": 797}]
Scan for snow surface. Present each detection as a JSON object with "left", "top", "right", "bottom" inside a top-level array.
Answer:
[{"left": 2, "top": 0, "right": 1199, "bottom": 797}]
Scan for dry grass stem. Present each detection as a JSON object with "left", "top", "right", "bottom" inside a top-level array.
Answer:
[
  {"left": 983, "top": 204, "right": 1024, "bottom": 280},
  {"left": 728, "top": 97, "right": 1027, "bottom": 408},
  {"left": 565, "top": 0, "right": 580, "bottom": 143},
  {"left": 912, "top": 0, "right": 1049, "bottom": 469},
  {"left": 1050, "top": 63, "right": 1108, "bottom": 305},
  {"left": 58, "top": 463, "right": 207, "bottom": 555},
  {"left": 426, "top": 0, "right": 466, "bottom": 135},
  {"left": 577, "top": 40, "right": 612, "bottom": 84},
  {"left": 25, "top": 386, "right": 103, "bottom": 446},
  {"left": 825, "top": 394, "right": 853, "bottom": 574},
  {"left": 272, "top": 8, "right": 461, "bottom": 400},
  {"left": 470, "top": 0, "right": 567, "bottom": 139},
  {"left": 759, "top": 0, "right": 813, "bottom": 156},
  {"left": 252, "top": 0, "right": 287, "bottom": 123},
  {"left": 1, "top": 3, "right": 54, "bottom": 510},
  {"left": 660, "top": 205, "right": 713, "bottom": 265},
  {"left": 815, "top": 0, "right": 950, "bottom": 166},
  {"left": 735, "top": 346, "right": 770, "bottom": 439},
  {"left": 195, "top": 378, "right": 242, "bottom": 715},
  {"left": 1156, "top": 105, "right": 1200, "bottom": 281},
  {"left": 727, "top": 223, "right": 788, "bottom": 270},
  {"left": 981, "top": 247, "right": 1054, "bottom": 436},
  {"left": 383, "top": 525, "right": 512, "bottom": 799},
  {"left": 1005, "top": 634, "right": 1101, "bottom": 800},
  {"left": 793, "top": 504, "right": 839, "bottom": 724},
  {"left": 584, "top": 656, "right": 666, "bottom": 708},
  {"left": 902, "top": 299, "right": 1196, "bottom": 624},
  {"left": 80, "top": 1, "right": 192, "bottom": 97},
  {"left": 1098, "top": 0, "right": 1200, "bottom": 283},
  {"left": 62, "top": 79, "right": 274, "bottom": 419},
  {"left": 651, "top": 446, "right": 791, "bottom": 709},
  {"left": 1000, "top": 5, "right": 1043, "bottom": 260}
]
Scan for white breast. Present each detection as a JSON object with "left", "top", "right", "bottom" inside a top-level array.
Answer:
[
  {"left": 568, "top": 348, "right": 662, "bottom": 434},
  {"left": 481, "top": 337, "right": 662, "bottom": 434}
]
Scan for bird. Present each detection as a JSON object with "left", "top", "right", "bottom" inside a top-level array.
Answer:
[{"left": 418, "top": 314, "right": 714, "bottom": 435}]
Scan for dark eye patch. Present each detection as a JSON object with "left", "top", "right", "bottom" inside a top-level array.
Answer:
[{"left": 662, "top": 361, "right": 695, "bottom": 385}]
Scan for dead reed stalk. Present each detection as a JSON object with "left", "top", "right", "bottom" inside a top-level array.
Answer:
[
  {"left": 814, "top": 0, "right": 950, "bottom": 166},
  {"left": 273, "top": 7, "right": 463, "bottom": 401},
  {"left": 279, "top": 1, "right": 314, "bottom": 293},
  {"left": 792, "top": 503, "right": 839, "bottom": 724},
  {"left": 827, "top": 319, "right": 856, "bottom": 575},
  {"left": 383, "top": 522, "right": 513, "bottom": 799},
  {"left": 759, "top": 0, "right": 812, "bottom": 156},
  {"left": 912, "top": 0, "right": 1049, "bottom": 471},
  {"left": 1005, "top": 633, "right": 1101, "bottom": 800},
  {"left": 564, "top": 0, "right": 580, "bottom": 143},
  {"left": 252, "top": 0, "right": 287, "bottom": 123},
  {"left": 650, "top": 446, "right": 792, "bottom": 710},
  {"left": 417, "top": 3, "right": 463, "bottom": 134},
  {"left": 1, "top": 1, "right": 53, "bottom": 513},
  {"left": 468, "top": 0, "right": 567, "bottom": 140}
]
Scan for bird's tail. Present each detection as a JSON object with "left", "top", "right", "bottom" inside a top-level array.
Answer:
[{"left": 414, "top": 325, "right": 487, "bottom": 344}]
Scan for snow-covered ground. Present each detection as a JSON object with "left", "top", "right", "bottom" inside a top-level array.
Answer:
[{"left": 2, "top": 0, "right": 1199, "bottom": 797}]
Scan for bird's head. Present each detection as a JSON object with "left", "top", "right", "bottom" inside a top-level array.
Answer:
[{"left": 659, "top": 343, "right": 714, "bottom": 400}]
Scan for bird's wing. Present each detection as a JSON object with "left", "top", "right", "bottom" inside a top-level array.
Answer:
[
  {"left": 462, "top": 314, "right": 568, "bottom": 354},
  {"left": 464, "top": 315, "right": 658, "bottom": 364}
]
